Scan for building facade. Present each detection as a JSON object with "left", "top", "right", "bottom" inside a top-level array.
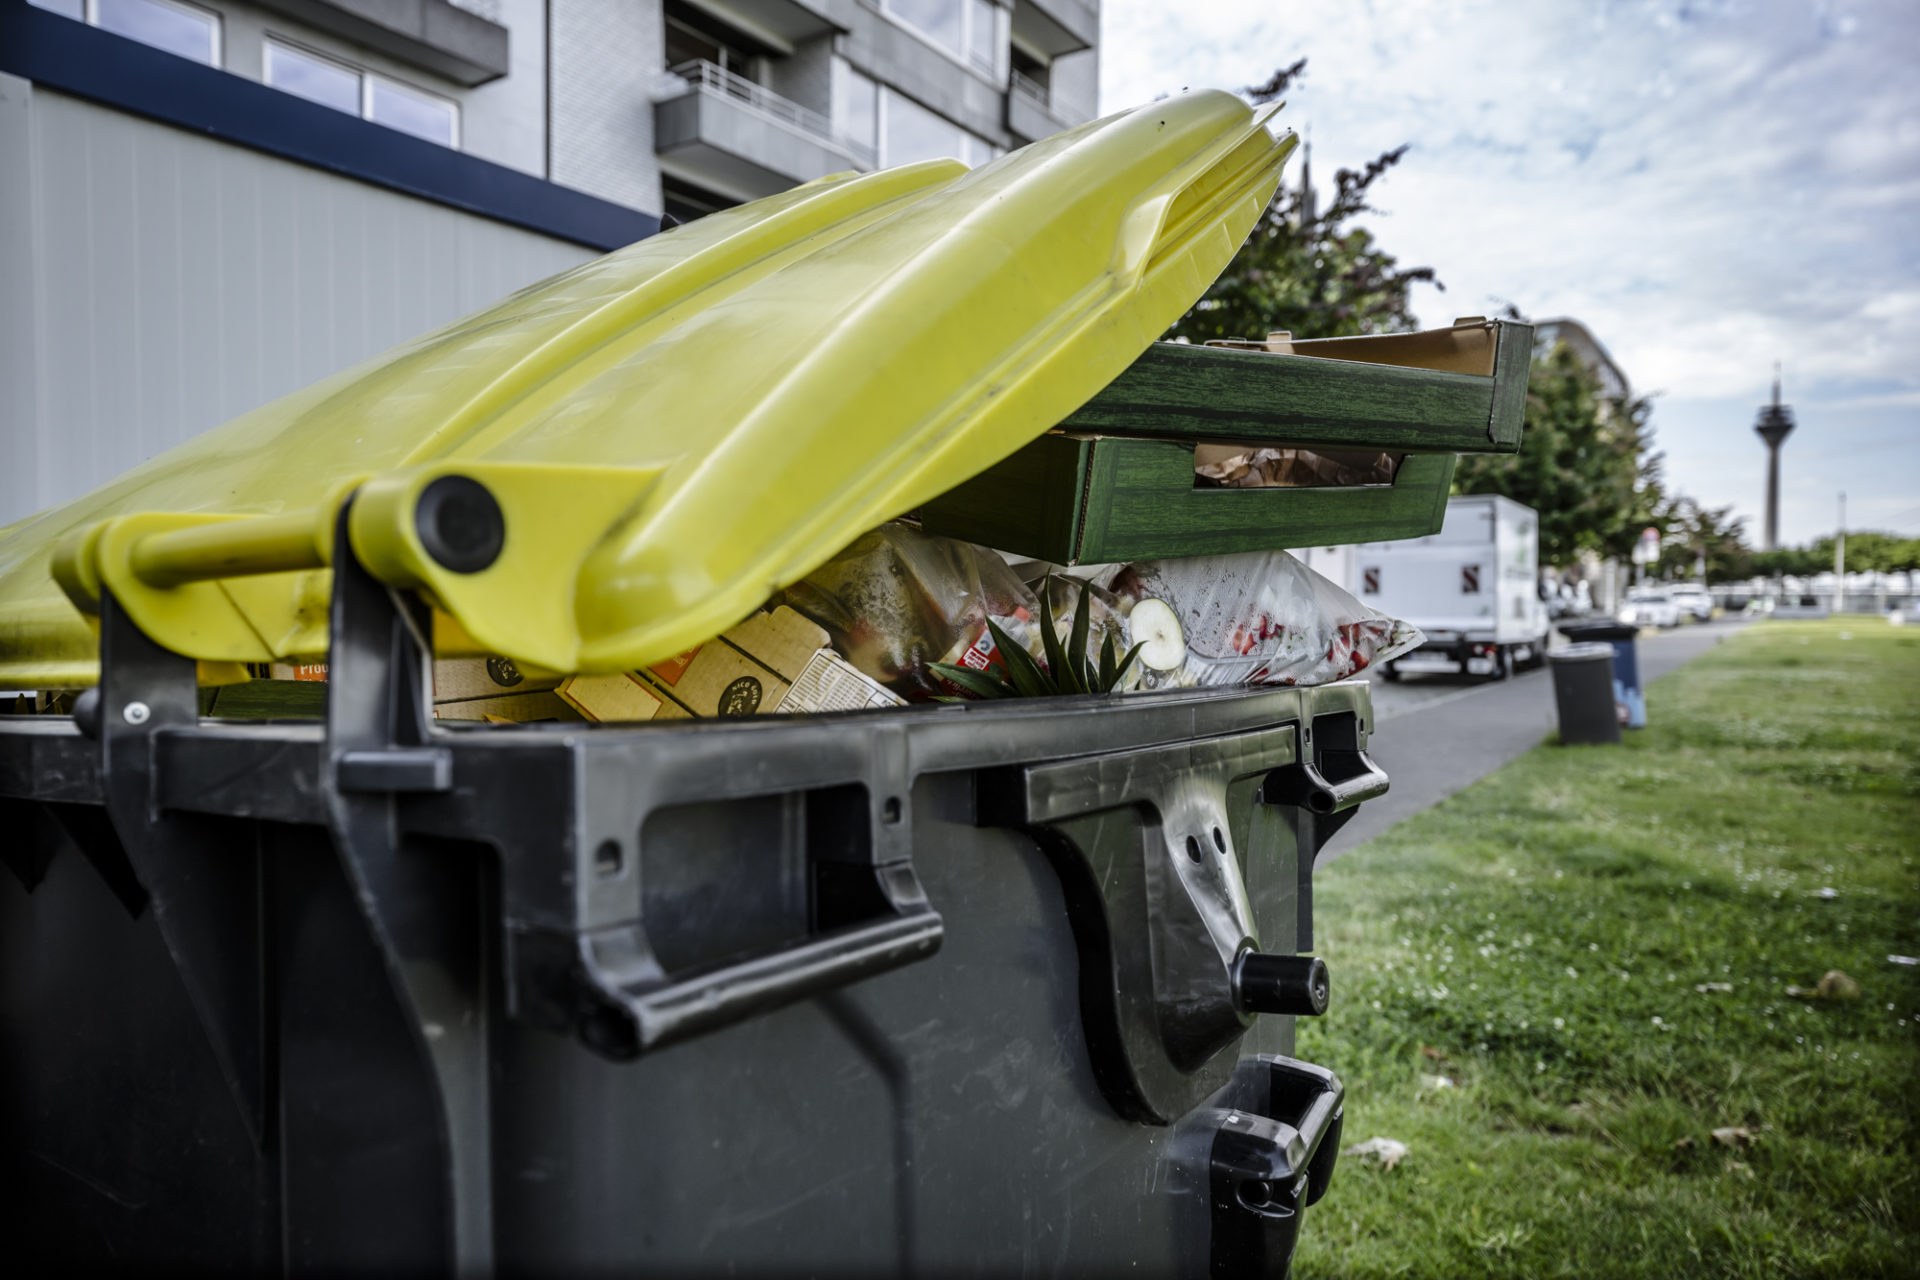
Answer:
[
  {"left": 22, "top": 0, "right": 1101, "bottom": 217},
  {"left": 0, "top": 0, "right": 1102, "bottom": 527}
]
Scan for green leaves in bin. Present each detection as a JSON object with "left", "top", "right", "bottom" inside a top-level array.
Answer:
[{"left": 932, "top": 576, "right": 1144, "bottom": 700}]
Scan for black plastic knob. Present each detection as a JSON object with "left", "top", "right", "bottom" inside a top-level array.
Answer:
[
  {"left": 415, "top": 475, "right": 505, "bottom": 574},
  {"left": 1233, "top": 952, "right": 1330, "bottom": 1017}
]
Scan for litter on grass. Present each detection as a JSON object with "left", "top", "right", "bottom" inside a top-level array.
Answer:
[
  {"left": 1695, "top": 982, "right": 1734, "bottom": 994},
  {"left": 1711, "top": 1126, "right": 1757, "bottom": 1148},
  {"left": 1342, "top": 1137, "right": 1409, "bottom": 1171},
  {"left": 1787, "top": 970, "right": 1862, "bottom": 1001}
]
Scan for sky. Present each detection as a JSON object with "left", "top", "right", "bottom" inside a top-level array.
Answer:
[{"left": 1100, "top": 0, "right": 1920, "bottom": 546}]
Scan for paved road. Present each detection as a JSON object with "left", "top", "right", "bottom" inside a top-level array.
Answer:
[{"left": 1327, "top": 619, "right": 1750, "bottom": 859}]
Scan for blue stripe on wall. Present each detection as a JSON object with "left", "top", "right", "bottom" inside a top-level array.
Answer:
[{"left": 0, "top": 0, "right": 658, "bottom": 252}]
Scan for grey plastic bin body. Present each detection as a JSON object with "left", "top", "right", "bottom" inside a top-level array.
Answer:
[
  {"left": 1550, "top": 641, "right": 1622, "bottom": 745},
  {"left": 0, "top": 537, "right": 1383, "bottom": 1277},
  {"left": 1558, "top": 622, "right": 1645, "bottom": 728}
]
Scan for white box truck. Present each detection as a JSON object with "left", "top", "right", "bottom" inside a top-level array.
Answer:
[{"left": 1350, "top": 494, "right": 1549, "bottom": 680}]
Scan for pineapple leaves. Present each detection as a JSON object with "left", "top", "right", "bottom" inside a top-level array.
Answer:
[
  {"left": 1037, "top": 577, "right": 1079, "bottom": 695},
  {"left": 931, "top": 575, "right": 1145, "bottom": 702},
  {"left": 929, "top": 662, "right": 1016, "bottom": 700},
  {"left": 1066, "top": 577, "right": 1093, "bottom": 691},
  {"left": 987, "top": 619, "right": 1051, "bottom": 697}
]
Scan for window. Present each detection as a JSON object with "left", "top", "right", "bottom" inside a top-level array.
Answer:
[
  {"left": 264, "top": 41, "right": 359, "bottom": 115},
  {"left": 832, "top": 59, "right": 879, "bottom": 152},
  {"left": 264, "top": 38, "right": 461, "bottom": 148},
  {"left": 887, "top": 0, "right": 962, "bottom": 51},
  {"left": 34, "top": 0, "right": 222, "bottom": 65},
  {"left": 966, "top": 0, "right": 998, "bottom": 75},
  {"left": 368, "top": 77, "right": 458, "bottom": 147},
  {"left": 883, "top": 89, "right": 997, "bottom": 169},
  {"left": 882, "top": 0, "right": 1004, "bottom": 80}
]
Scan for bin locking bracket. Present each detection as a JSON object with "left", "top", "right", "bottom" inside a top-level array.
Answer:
[
  {"left": 979, "top": 725, "right": 1328, "bottom": 1123},
  {"left": 73, "top": 589, "right": 272, "bottom": 1147},
  {"left": 316, "top": 504, "right": 494, "bottom": 1270}
]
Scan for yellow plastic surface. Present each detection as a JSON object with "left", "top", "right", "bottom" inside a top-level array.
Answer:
[{"left": 0, "top": 91, "right": 1293, "bottom": 687}]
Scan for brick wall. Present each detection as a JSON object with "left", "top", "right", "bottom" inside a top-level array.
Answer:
[{"left": 550, "top": 0, "right": 662, "bottom": 213}]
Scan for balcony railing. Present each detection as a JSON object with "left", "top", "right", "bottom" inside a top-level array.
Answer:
[
  {"left": 1009, "top": 68, "right": 1050, "bottom": 108},
  {"left": 666, "top": 61, "right": 877, "bottom": 170}
]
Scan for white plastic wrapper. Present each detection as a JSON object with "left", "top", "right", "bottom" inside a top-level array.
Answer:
[
  {"left": 776, "top": 524, "right": 1135, "bottom": 702},
  {"left": 1094, "top": 550, "right": 1424, "bottom": 688}
]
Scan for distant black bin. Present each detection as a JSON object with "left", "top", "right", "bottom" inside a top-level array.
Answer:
[
  {"left": 1550, "top": 641, "right": 1622, "bottom": 745},
  {"left": 1558, "top": 621, "right": 1644, "bottom": 728}
]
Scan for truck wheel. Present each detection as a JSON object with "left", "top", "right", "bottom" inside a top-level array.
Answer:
[
  {"left": 1382, "top": 661, "right": 1402, "bottom": 683},
  {"left": 1490, "top": 648, "right": 1514, "bottom": 681}
]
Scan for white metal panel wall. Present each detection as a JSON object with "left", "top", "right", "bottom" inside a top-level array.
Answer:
[{"left": 0, "top": 77, "right": 594, "bottom": 529}]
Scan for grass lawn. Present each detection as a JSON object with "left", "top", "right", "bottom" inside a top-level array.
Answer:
[{"left": 1293, "top": 618, "right": 1920, "bottom": 1279}]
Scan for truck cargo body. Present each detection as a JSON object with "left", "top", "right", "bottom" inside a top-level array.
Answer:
[{"left": 1350, "top": 495, "right": 1549, "bottom": 680}]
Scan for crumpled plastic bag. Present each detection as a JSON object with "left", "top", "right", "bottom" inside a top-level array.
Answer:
[
  {"left": 1091, "top": 549, "right": 1423, "bottom": 688},
  {"left": 778, "top": 524, "right": 1134, "bottom": 702},
  {"left": 781, "top": 528, "right": 1421, "bottom": 701}
]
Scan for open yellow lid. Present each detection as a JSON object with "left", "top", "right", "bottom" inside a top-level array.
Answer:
[{"left": 0, "top": 90, "right": 1294, "bottom": 688}]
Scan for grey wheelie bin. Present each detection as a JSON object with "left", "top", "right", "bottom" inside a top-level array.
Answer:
[
  {"left": 0, "top": 333, "right": 1534, "bottom": 1276},
  {"left": 1, "top": 542, "right": 1383, "bottom": 1275},
  {"left": 0, "top": 101, "right": 1534, "bottom": 1271}
]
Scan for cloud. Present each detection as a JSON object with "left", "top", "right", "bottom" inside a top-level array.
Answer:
[{"left": 1101, "top": 0, "right": 1920, "bottom": 541}]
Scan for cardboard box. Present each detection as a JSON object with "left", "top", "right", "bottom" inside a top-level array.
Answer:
[
  {"left": 264, "top": 662, "right": 329, "bottom": 682},
  {"left": 254, "top": 657, "right": 566, "bottom": 715},
  {"left": 559, "top": 607, "right": 904, "bottom": 723},
  {"left": 432, "top": 656, "right": 562, "bottom": 704},
  {"left": 431, "top": 691, "right": 583, "bottom": 723}
]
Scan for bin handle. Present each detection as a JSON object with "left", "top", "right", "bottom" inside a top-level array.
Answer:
[
  {"left": 620, "top": 911, "right": 943, "bottom": 1055},
  {"left": 547, "top": 901, "right": 944, "bottom": 1061},
  {"left": 1262, "top": 749, "right": 1389, "bottom": 815}
]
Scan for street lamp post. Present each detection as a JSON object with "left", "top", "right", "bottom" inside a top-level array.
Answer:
[{"left": 1835, "top": 491, "right": 1846, "bottom": 614}]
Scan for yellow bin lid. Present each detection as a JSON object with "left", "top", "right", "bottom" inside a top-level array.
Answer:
[{"left": 0, "top": 91, "right": 1294, "bottom": 688}]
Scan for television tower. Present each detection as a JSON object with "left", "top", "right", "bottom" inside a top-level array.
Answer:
[{"left": 1753, "top": 363, "right": 1795, "bottom": 551}]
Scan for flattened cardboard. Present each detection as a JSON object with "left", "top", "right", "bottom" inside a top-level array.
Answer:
[
  {"left": 432, "top": 690, "right": 583, "bottom": 722},
  {"left": 556, "top": 673, "right": 671, "bottom": 723},
  {"left": 557, "top": 607, "right": 904, "bottom": 722},
  {"left": 433, "top": 656, "right": 562, "bottom": 703},
  {"left": 1205, "top": 318, "right": 1499, "bottom": 376}
]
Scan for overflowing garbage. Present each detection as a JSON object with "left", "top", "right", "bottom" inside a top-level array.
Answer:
[
  {"left": 160, "top": 523, "right": 1423, "bottom": 724},
  {"left": 770, "top": 523, "right": 1420, "bottom": 708}
]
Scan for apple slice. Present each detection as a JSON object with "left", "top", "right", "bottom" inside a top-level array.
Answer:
[{"left": 1128, "top": 597, "right": 1187, "bottom": 672}]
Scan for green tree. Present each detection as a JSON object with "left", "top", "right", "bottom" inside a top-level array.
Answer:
[
  {"left": 1750, "top": 533, "right": 1919, "bottom": 578},
  {"left": 1818, "top": 531, "right": 1920, "bottom": 573},
  {"left": 1167, "top": 62, "right": 1438, "bottom": 343},
  {"left": 1452, "top": 341, "right": 1659, "bottom": 568},
  {"left": 1750, "top": 547, "right": 1825, "bottom": 577},
  {"left": 1653, "top": 497, "right": 1752, "bottom": 583}
]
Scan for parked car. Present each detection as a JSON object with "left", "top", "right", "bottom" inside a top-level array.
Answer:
[
  {"left": 1669, "top": 583, "right": 1714, "bottom": 621},
  {"left": 1618, "top": 588, "right": 1682, "bottom": 629}
]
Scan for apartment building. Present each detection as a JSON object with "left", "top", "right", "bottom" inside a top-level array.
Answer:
[
  {"left": 19, "top": 0, "right": 1100, "bottom": 216},
  {"left": 0, "top": 0, "right": 1100, "bottom": 526}
]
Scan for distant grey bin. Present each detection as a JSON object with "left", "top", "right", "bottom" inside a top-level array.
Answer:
[{"left": 1550, "top": 642, "right": 1621, "bottom": 745}]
